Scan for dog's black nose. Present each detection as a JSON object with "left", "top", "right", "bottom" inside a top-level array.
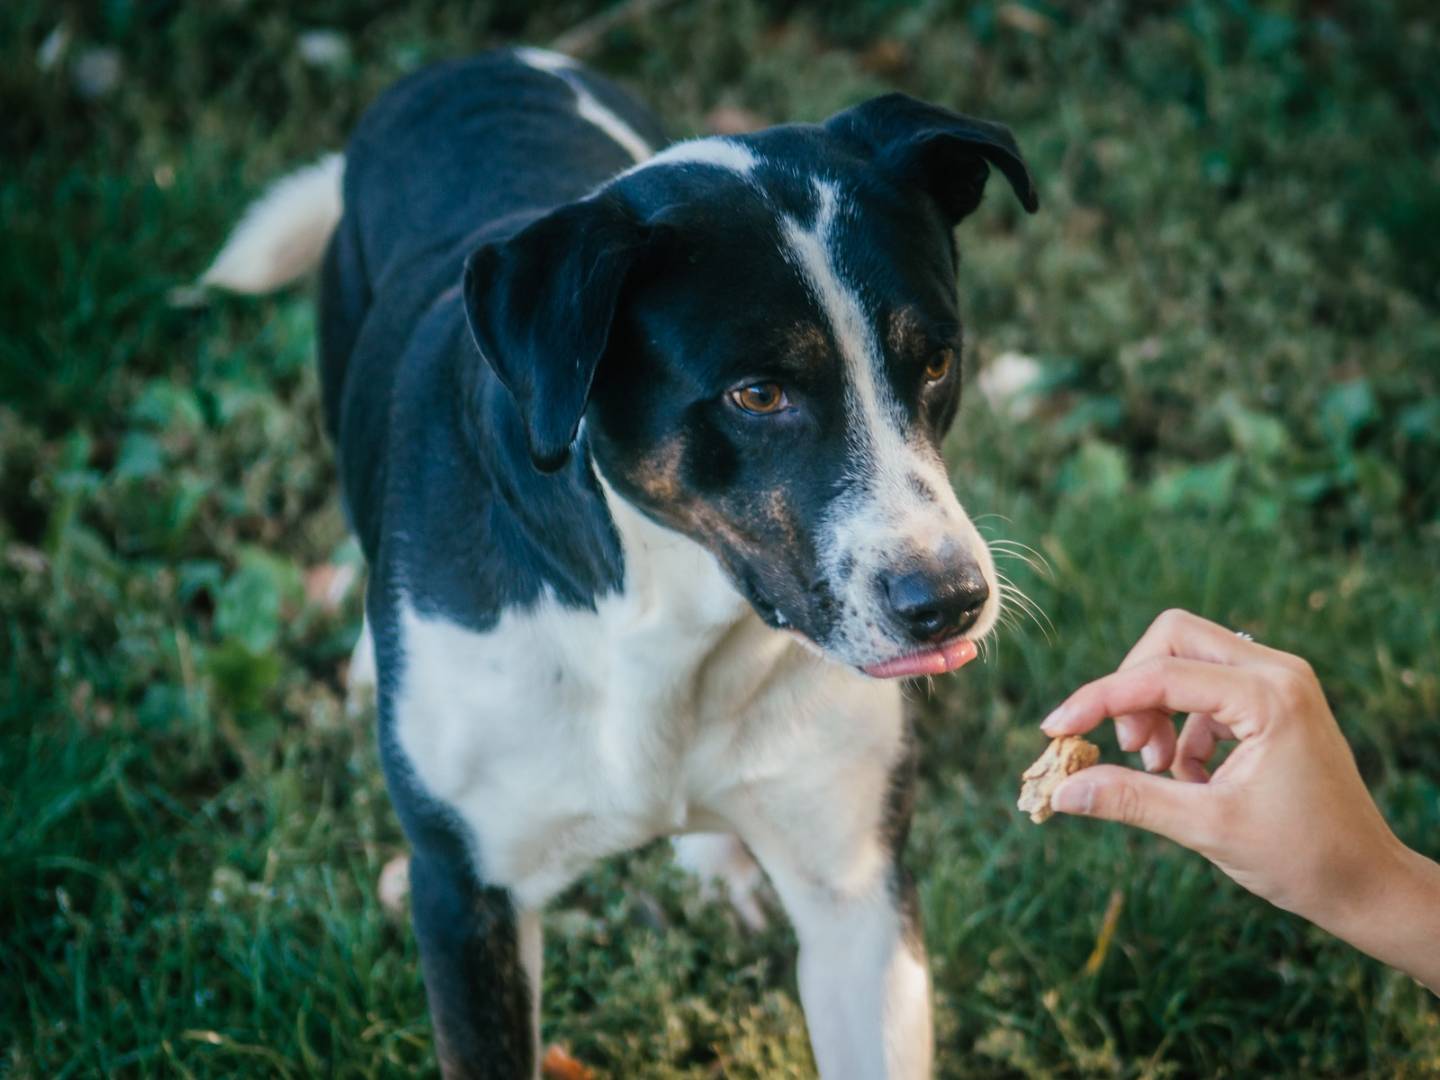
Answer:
[{"left": 884, "top": 563, "right": 989, "bottom": 644}]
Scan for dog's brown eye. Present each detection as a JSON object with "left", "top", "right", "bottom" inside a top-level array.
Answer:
[
  {"left": 924, "top": 349, "right": 954, "bottom": 383},
  {"left": 729, "top": 382, "right": 788, "bottom": 415}
]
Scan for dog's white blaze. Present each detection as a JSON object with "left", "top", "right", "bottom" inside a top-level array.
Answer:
[
  {"left": 780, "top": 178, "right": 1000, "bottom": 661},
  {"left": 515, "top": 47, "right": 653, "bottom": 164},
  {"left": 574, "top": 92, "right": 653, "bottom": 163},
  {"left": 780, "top": 182, "right": 910, "bottom": 470},
  {"left": 620, "top": 136, "right": 759, "bottom": 178},
  {"left": 511, "top": 46, "right": 575, "bottom": 73}
]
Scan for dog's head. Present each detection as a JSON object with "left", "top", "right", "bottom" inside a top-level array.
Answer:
[{"left": 463, "top": 94, "right": 1037, "bottom": 677}]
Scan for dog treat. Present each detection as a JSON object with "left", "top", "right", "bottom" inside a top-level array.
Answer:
[{"left": 1017, "top": 735, "right": 1100, "bottom": 824}]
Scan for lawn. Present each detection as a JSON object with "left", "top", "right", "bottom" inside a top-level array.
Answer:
[{"left": 3, "top": 1, "right": 1438, "bottom": 1076}]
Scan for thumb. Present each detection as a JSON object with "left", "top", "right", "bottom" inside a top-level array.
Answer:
[{"left": 1051, "top": 765, "right": 1211, "bottom": 849}]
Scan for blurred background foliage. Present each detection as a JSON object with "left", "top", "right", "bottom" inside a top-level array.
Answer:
[{"left": 2, "top": 0, "right": 1438, "bottom": 1076}]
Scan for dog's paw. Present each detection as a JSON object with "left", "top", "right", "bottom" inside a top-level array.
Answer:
[
  {"left": 377, "top": 853, "right": 410, "bottom": 919},
  {"left": 671, "top": 833, "right": 769, "bottom": 932}
]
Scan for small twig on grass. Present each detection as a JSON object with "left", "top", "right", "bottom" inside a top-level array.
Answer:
[
  {"left": 1082, "top": 888, "right": 1126, "bottom": 977},
  {"left": 550, "top": 0, "right": 686, "bottom": 58}
]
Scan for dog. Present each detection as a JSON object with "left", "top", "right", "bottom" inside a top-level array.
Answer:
[{"left": 205, "top": 47, "right": 1036, "bottom": 1079}]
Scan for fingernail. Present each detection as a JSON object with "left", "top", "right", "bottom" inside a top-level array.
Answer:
[
  {"left": 1051, "top": 779, "right": 1093, "bottom": 815},
  {"left": 1041, "top": 704, "right": 1071, "bottom": 734},
  {"left": 1140, "top": 744, "right": 1161, "bottom": 772}
]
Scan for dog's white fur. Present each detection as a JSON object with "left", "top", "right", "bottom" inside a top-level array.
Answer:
[
  {"left": 515, "top": 47, "right": 654, "bottom": 164},
  {"left": 620, "top": 135, "right": 760, "bottom": 178},
  {"left": 200, "top": 153, "right": 344, "bottom": 294},
  {"left": 393, "top": 477, "right": 930, "bottom": 1078}
]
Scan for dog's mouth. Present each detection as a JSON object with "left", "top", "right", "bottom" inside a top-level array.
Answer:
[
  {"left": 762, "top": 598, "right": 980, "bottom": 680},
  {"left": 743, "top": 576, "right": 979, "bottom": 676},
  {"left": 745, "top": 587, "right": 787, "bottom": 630},
  {"left": 860, "top": 636, "right": 978, "bottom": 679},
  {"left": 741, "top": 577, "right": 980, "bottom": 679}
]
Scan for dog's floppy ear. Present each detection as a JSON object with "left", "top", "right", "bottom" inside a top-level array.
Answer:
[
  {"left": 826, "top": 93, "right": 1038, "bottom": 222},
  {"left": 463, "top": 193, "right": 648, "bottom": 472}
]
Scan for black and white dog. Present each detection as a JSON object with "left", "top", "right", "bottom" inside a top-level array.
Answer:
[{"left": 206, "top": 48, "right": 1036, "bottom": 1079}]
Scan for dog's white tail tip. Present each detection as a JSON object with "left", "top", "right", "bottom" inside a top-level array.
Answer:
[{"left": 201, "top": 152, "right": 344, "bottom": 294}]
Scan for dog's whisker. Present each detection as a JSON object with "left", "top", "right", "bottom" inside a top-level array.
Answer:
[
  {"left": 990, "top": 546, "right": 1052, "bottom": 579},
  {"left": 988, "top": 539, "right": 1053, "bottom": 578},
  {"left": 998, "top": 583, "right": 1054, "bottom": 643},
  {"left": 991, "top": 547, "right": 1048, "bottom": 577},
  {"left": 993, "top": 572, "right": 1054, "bottom": 640},
  {"left": 989, "top": 542, "right": 1046, "bottom": 569},
  {"left": 996, "top": 579, "right": 1047, "bottom": 628},
  {"left": 995, "top": 609, "right": 1030, "bottom": 642}
]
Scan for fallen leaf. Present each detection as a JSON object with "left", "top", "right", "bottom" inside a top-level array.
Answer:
[
  {"left": 705, "top": 105, "right": 767, "bottom": 135},
  {"left": 542, "top": 1044, "right": 595, "bottom": 1080},
  {"left": 304, "top": 561, "right": 358, "bottom": 610},
  {"left": 858, "top": 38, "right": 910, "bottom": 76}
]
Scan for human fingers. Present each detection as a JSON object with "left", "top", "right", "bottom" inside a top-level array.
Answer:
[
  {"left": 1048, "top": 764, "right": 1217, "bottom": 851},
  {"left": 1042, "top": 657, "right": 1269, "bottom": 739},
  {"left": 1109, "top": 610, "right": 1285, "bottom": 761},
  {"left": 1112, "top": 708, "right": 1185, "bottom": 772},
  {"left": 1105, "top": 710, "right": 1180, "bottom": 772},
  {"left": 1140, "top": 714, "right": 1177, "bottom": 773},
  {"left": 1115, "top": 710, "right": 1168, "bottom": 753},
  {"left": 1119, "top": 608, "right": 1270, "bottom": 671},
  {"left": 1172, "top": 712, "right": 1237, "bottom": 782}
]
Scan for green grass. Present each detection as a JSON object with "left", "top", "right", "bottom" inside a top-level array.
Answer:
[{"left": 4, "top": 1, "right": 1439, "bottom": 1076}]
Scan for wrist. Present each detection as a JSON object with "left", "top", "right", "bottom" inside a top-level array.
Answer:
[{"left": 1315, "top": 836, "right": 1440, "bottom": 993}]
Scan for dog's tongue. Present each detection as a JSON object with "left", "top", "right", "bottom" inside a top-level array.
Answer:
[{"left": 863, "top": 638, "right": 978, "bottom": 679}]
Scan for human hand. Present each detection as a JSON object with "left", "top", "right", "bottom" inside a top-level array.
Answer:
[{"left": 1040, "top": 609, "right": 1440, "bottom": 991}]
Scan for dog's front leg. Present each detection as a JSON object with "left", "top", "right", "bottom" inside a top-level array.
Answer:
[
  {"left": 729, "top": 752, "right": 932, "bottom": 1077},
  {"left": 772, "top": 856, "right": 931, "bottom": 1079},
  {"left": 409, "top": 853, "right": 542, "bottom": 1080}
]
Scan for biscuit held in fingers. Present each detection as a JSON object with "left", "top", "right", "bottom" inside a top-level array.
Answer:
[{"left": 1017, "top": 735, "right": 1100, "bottom": 823}]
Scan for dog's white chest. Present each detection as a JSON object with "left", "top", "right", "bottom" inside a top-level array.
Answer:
[{"left": 391, "top": 496, "right": 830, "bottom": 905}]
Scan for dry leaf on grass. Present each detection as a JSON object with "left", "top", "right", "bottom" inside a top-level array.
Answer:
[{"left": 542, "top": 1044, "right": 594, "bottom": 1080}]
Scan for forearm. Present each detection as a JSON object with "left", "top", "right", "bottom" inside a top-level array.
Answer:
[{"left": 1315, "top": 839, "right": 1440, "bottom": 994}]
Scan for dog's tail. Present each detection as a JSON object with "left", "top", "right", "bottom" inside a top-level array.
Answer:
[{"left": 201, "top": 153, "right": 344, "bottom": 293}]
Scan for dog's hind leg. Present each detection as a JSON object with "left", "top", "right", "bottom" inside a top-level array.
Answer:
[
  {"left": 671, "top": 833, "right": 769, "bottom": 931},
  {"left": 345, "top": 614, "right": 377, "bottom": 717},
  {"left": 409, "top": 853, "right": 542, "bottom": 1080}
]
